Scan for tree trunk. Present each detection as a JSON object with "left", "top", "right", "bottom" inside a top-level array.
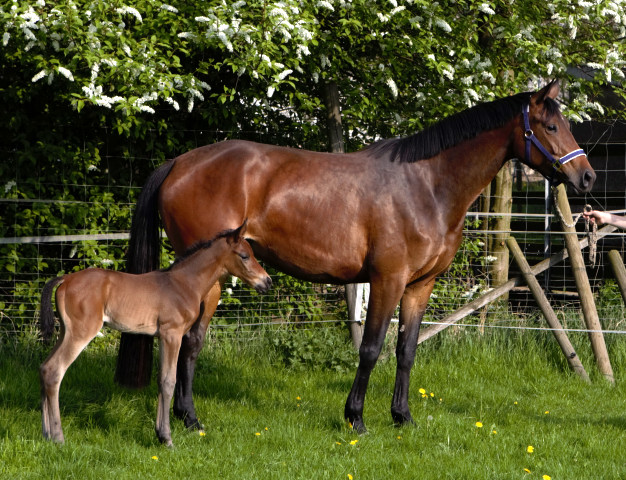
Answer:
[{"left": 323, "top": 80, "right": 363, "bottom": 349}]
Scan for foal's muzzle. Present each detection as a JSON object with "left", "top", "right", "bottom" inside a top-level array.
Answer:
[{"left": 255, "top": 276, "right": 272, "bottom": 294}]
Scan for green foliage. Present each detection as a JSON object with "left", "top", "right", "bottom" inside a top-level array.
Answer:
[
  {"left": 266, "top": 324, "right": 358, "bottom": 372},
  {"left": 2, "top": 0, "right": 626, "bottom": 330}
]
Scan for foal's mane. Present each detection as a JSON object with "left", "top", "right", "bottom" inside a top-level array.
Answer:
[
  {"left": 164, "top": 228, "right": 239, "bottom": 271},
  {"left": 367, "top": 91, "right": 561, "bottom": 164}
]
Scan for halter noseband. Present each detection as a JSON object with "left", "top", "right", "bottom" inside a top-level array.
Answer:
[{"left": 522, "top": 103, "right": 585, "bottom": 178}]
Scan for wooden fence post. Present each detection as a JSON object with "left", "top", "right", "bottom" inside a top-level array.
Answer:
[
  {"left": 554, "top": 184, "right": 614, "bottom": 384},
  {"left": 608, "top": 250, "right": 626, "bottom": 305},
  {"left": 489, "top": 165, "right": 512, "bottom": 295},
  {"left": 507, "top": 236, "right": 590, "bottom": 382}
]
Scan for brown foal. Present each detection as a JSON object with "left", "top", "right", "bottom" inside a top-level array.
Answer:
[{"left": 39, "top": 223, "right": 271, "bottom": 446}]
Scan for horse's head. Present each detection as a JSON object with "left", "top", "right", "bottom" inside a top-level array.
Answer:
[
  {"left": 224, "top": 220, "right": 272, "bottom": 294},
  {"left": 516, "top": 80, "right": 595, "bottom": 193}
]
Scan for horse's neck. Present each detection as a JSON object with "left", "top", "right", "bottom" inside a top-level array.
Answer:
[{"left": 438, "top": 123, "right": 515, "bottom": 212}]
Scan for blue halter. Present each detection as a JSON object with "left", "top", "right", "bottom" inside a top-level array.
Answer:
[{"left": 522, "top": 103, "right": 586, "bottom": 174}]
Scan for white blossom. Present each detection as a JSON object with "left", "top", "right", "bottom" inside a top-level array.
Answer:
[
  {"left": 116, "top": 6, "right": 142, "bottom": 23},
  {"left": 386, "top": 78, "right": 398, "bottom": 98},
  {"left": 434, "top": 18, "right": 452, "bottom": 33},
  {"left": 4, "top": 180, "right": 17, "bottom": 193},
  {"left": 317, "top": 1, "right": 334, "bottom": 11},
  {"left": 267, "top": 86, "right": 276, "bottom": 97},
  {"left": 160, "top": 4, "right": 178, "bottom": 13},
  {"left": 2, "top": 32, "right": 9, "bottom": 46},
  {"left": 277, "top": 69, "right": 293, "bottom": 80},
  {"left": 31, "top": 69, "right": 46, "bottom": 83},
  {"left": 57, "top": 66, "right": 74, "bottom": 81},
  {"left": 478, "top": 3, "right": 495, "bottom": 15}
]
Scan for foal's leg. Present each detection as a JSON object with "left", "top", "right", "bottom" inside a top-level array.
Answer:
[
  {"left": 391, "top": 279, "right": 435, "bottom": 426},
  {"left": 345, "top": 278, "right": 405, "bottom": 433},
  {"left": 173, "top": 282, "right": 221, "bottom": 430},
  {"left": 40, "top": 307, "right": 102, "bottom": 443},
  {"left": 156, "top": 333, "right": 183, "bottom": 447}
]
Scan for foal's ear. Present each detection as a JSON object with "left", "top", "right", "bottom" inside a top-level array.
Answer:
[
  {"left": 534, "top": 79, "right": 560, "bottom": 104},
  {"left": 229, "top": 219, "right": 248, "bottom": 244}
]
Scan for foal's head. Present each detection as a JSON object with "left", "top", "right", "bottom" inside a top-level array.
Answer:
[{"left": 221, "top": 221, "right": 272, "bottom": 294}]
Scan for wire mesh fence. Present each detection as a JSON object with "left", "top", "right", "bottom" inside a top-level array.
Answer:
[{"left": 2, "top": 123, "right": 626, "bottom": 341}]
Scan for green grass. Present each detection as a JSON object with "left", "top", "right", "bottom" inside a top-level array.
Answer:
[{"left": 1, "top": 325, "right": 625, "bottom": 480}]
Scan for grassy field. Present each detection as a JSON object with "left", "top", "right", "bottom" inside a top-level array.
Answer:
[{"left": 1, "top": 324, "right": 625, "bottom": 480}]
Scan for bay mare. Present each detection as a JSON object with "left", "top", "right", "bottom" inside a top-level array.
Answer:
[
  {"left": 39, "top": 223, "right": 271, "bottom": 446},
  {"left": 116, "top": 81, "right": 595, "bottom": 433}
]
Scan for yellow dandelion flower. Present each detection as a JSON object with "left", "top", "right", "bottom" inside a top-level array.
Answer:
[
  {"left": 542, "top": 475, "right": 551, "bottom": 480},
  {"left": 492, "top": 430, "right": 497, "bottom": 434},
  {"left": 336, "top": 442, "right": 342, "bottom": 445},
  {"left": 514, "top": 401, "right": 518, "bottom": 405},
  {"left": 350, "top": 439, "right": 358, "bottom": 445},
  {"left": 418, "top": 388, "right": 426, "bottom": 395},
  {"left": 348, "top": 475, "right": 353, "bottom": 480},
  {"left": 523, "top": 468, "right": 531, "bottom": 474},
  {"left": 151, "top": 456, "right": 159, "bottom": 461},
  {"left": 430, "top": 392, "right": 434, "bottom": 397},
  {"left": 397, "top": 436, "right": 402, "bottom": 440},
  {"left": 265, "top": 427, "right": 269, "bottom": 431},
  {"left": 255, "top": 432, "right": 261, "bottom": 436},
  {"left": 199, "top": 431, "right": 206, "bottom": 437},
  {"left": 527, "top": 445, "right": 534, "bottom": 453},
  {"left": 544, "top": 411, "right": 549, "bottom": 415},
  {"left": 475, "top": 421, "right": 483, "bottom": 428},
  {"left": 296, "top": 396, "right": 301, "bottom": 401}
]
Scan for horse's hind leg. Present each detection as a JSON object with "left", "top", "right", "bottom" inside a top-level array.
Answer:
[
  {"left": 156, "top": 333, "right": 182, "bottom": 447},
  {"left": 173, "top": 282, "right": 220, "bottom": 430},
  {"left": 40, "top": 309, "right": 101, "bottom": 443},
  {"left": 391, "top": 279, "right": 435, "bottom": 426}
]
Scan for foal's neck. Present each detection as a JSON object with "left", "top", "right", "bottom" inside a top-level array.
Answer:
[{"left": 168, "top": 244, "right": 226, "bottom": 296}]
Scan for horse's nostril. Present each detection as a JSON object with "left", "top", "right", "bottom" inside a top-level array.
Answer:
[{"left": 582, "top": 169, "right": 596, "bottom": 189}]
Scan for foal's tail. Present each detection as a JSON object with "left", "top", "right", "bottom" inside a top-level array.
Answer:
[
  {"left": 116, "top": 159, "right": 176, "bottom": 389},
  {"left": 40, "top": 276, "right": 64, "bottom": 343}
]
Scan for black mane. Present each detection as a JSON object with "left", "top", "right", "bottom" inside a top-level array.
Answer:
[{"left": 366, "top": 92, "right": 561, "bottom": 164}]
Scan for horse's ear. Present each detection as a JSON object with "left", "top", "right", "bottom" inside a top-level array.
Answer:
[{"left": 534, "top": 79, "right": 560, "bottom": 104}]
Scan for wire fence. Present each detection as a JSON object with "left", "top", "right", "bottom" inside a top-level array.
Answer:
[{"left": 2, "top": 124, "right": 626, "bottom": 341}]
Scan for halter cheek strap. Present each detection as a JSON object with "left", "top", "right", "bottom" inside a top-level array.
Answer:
[{"left": 522, "top": 103, "right": 586, "bottom": 173}]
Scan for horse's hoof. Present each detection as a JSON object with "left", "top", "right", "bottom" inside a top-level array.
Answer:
[
  {"left": 346, "top": 417, "right": 368, "bottom": 435},
  {"left": 184, "top": 418, "right": 205, "bottom": 431},
  {"left": 391, "top": 409, "right": 415, "bottom": 427}
]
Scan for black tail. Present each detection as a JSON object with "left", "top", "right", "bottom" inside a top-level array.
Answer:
[
  {"left": 115, "top": 160, "right": 177, "bottom": 389},
  {"left": 40, "top": 276, "right": 64, "bottom": 343},
  {"left": 126, "top": 160, "right": 177, "bottom": 274}
]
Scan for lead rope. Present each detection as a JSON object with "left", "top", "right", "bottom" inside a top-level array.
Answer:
[{"left": 551, "top": 187, "right": 597, "bottom": 266}]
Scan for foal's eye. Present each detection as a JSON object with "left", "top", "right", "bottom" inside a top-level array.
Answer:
[
  {"left": 546, "top": 124, "right": 558, "bottom": 133},
  {"left": 239, "top": 253, "right": 250, "bottom": 261}
]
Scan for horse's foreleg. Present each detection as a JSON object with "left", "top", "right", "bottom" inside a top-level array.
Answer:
[
  {"left": 173, "top": 282, "right": 221, "bottom": 430},
  {"left": 156, "top": 333, "right": 182, "bottom": 447},
  {"left": 390, "top": 279, "right": 435, "bottom": 426},
  {"left": 345, "top": 279, "right": 405, "bottom": 434}
]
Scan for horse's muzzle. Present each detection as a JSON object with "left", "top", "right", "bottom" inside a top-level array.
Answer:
[{"left": 255, "top": 276, "right": 272, "bottom": 294}]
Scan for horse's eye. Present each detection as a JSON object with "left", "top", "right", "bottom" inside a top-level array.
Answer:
[
  {"left": 239, "top": 253, "right": 250, "bottom": 261},
  {"left": 547, "top": 124, "right": 558, "bottom": 133}
]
